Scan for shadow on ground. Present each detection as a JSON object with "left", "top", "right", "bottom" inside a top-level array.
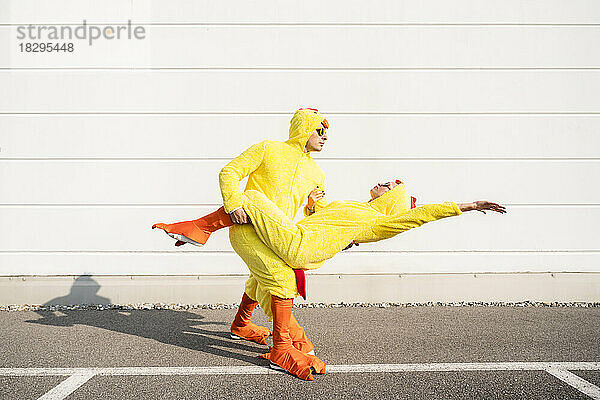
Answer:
[{"left": 25, "top": 275, "right": 268, "bottom": 366}]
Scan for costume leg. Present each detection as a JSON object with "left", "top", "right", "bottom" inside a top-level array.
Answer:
[
  {"left": 230, "top": 291, "right": 271, "bottom": 345},
  {"left": 289, "top": 314, "right": 315, "bottom": 354},
  {"left": 252, "top": 281, "right": 315, "bottom": 354},
  {"left": 229, "top": 224, "right": 298, "bottom": 307},
  {"left": 230, "top": 223, "right": 317, "bottom": 354},
  {"left": 152, "top": 206, "right": 233, "bottom": 246},
  {"left": 259, "top": 296, "right": 326, "bottom": 381}
]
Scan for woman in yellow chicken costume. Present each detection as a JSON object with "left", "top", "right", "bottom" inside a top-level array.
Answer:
[{"left": 154, "top": 179, "right": 505, "bottom": 380}]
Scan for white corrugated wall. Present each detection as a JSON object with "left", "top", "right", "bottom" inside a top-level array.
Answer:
[{"left": 1, "top": 1, "right": 599, "bottom": 303}]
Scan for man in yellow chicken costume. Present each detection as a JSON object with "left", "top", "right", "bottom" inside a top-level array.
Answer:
[{"left": 170, "top": 108, "right": 329, "bottom": 379}]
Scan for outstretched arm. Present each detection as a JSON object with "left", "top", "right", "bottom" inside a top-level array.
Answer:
[
  {"left": 372, "top": 201, "right": 506, "bottom": 239},
  {"left": 457, "top": 201, "right": 506, "bottom": 214}
]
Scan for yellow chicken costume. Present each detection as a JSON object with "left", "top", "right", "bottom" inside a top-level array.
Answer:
[
  {"left": 219, "top": 107, "right": 329, "bottom": 326},
  {"left": 153, "top": 178, "right": 463, "bottom": 380},
  {"left": 154, "top": 109, "right": 331, "bottom": 380},
  {"left": 218, "top": 108, "right": 329, "bottom": 315},
  {"left": 153, "top": 108, "right": 331, "bottom": 380},
  {"left": 239, "top": 184, "right": 462, "bottom": 268}
]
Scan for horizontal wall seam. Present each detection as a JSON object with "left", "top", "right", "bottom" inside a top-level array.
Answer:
[
  {"left": 2, "top": 112, "right": 600, "bottom": 116},
  {"left": 1, "top": 250, "right": 599, "bottom": 254},
  {"left": 4, "top": 68, "right": 600, "bottom": 71},
  {"left": 2, "top": 23, "right": 600, "bottom": 27},
  {"left": 0, "top": 204, "right": 598, "bottom": 207},
  {"left": 2, "top": 271, "right": 599, "bottom": 278},
  {"left": 1, "top": 158, "right": 599, "bottom": 161}
]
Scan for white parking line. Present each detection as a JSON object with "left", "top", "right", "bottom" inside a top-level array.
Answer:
[
  {"left": 546, "top": 367, "right": 600, "bottom": 400},
  {"left": 3, "top": 362, "right": 599, "bottom": 377},
  {"left": 36, "top": 373, "right": 95, "bottom": 400},
  {"left": 0, "top": 362, "right": 598, "bottom": 400}
]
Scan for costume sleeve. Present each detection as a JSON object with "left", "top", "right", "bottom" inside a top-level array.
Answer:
[
  {"left": 303, "top": 170, "right": 328, "bottom": 217},
  {"left": 219, "top": 141, "right": 267, "bottom": 213},
  {"left": 373, "top": 202, "right": 463, "bottom": 239}
]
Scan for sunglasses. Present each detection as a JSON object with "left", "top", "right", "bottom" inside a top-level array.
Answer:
[
  {"left": 378, "top": 179, "right": 403, "bottom": 190},
  {"left": 315, "top": 127, "right": 327, "bottom": 137}
]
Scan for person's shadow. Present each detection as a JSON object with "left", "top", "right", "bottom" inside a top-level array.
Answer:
[{"left": 27, "top": 275, "right": 269, "bottom": 366}]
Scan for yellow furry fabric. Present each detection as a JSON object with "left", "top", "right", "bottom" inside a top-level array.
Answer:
[
  {"left": 240, "top": 183, "right": 462, "bottom": 268},
  {"left": 218, "top": 109, "right": 328, "bottom": 318}
]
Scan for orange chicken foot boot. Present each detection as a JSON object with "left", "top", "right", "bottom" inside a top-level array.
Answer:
[
  {"left": 152, "top": 206, "right": 233, "bottom": 247},
  {"left": 229, "top": 293, "right": 271, "bottom": 345},
  {"left": 259, "top": 296, "right": 326, "bottom": 381},
  {"left": 290, "top": 314, "right": 315, "bottom": 354}
]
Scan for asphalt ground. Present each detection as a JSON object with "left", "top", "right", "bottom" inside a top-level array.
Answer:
[{"left": 1, "top": 306, "right": 599, "bottom": 399}]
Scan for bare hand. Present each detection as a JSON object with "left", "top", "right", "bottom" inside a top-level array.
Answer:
[
  {"left": 342, "top": 241, "right": 359, "bottom": 251},
  {"left": 472, "top": 201, "right": 507, "bottom": 214},
  {"left": 230, "top": 208, "right": 250, "bottom": 224},
  {"left": 307, "top": 187, "right": 325, "bottom": 212}
]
